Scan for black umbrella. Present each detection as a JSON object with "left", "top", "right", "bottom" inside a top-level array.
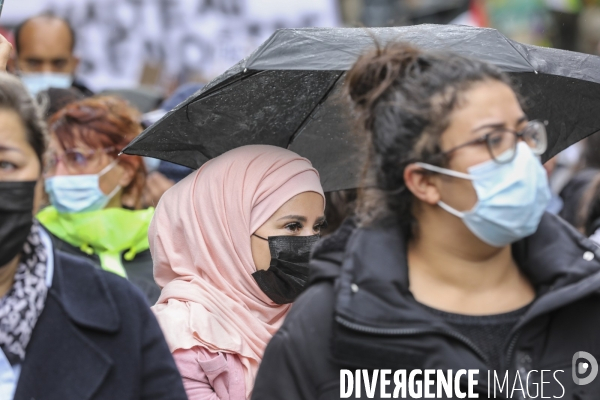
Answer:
[{"left": 123, "top": 25, "right": 600, "bottom": 192}]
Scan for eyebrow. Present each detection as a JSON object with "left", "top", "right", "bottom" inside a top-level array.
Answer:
[
  {"left": 472, "top": 116, "right": 528, "bottom": 133},
  {"left": 277, "top": 215, "right": 308, "bottom": 223},
  {"left": 0, "top": 145, "right": 22, "bottom": 153},
  {"left": 277, "top": 215, "right": 327, "bottom": 226}
]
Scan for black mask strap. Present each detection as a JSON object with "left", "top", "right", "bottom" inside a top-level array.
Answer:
[{"left": 253, "top": 233, "right": 268, "bottom": 241}]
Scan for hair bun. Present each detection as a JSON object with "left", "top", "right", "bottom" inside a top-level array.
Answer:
[{"left": 346, "top": 42, "right": 422, "bottom": 116}]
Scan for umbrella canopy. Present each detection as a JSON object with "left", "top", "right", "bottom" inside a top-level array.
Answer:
[{"left": 123, "top": 25, "right": 600, "bottom": 192}]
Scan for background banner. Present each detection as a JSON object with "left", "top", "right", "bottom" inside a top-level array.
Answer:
[{"left": 3, "top": 0, "right": 340, "bottom": 91}]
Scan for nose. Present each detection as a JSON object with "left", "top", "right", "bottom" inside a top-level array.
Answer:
[
  {"left": 40, "top": 62, "right": 56, "bottom": 74},
  {"left": 53, "top": 158, "right": 70, "bottom": 176},
  {"left": 301, "top": 226, "right": 318, "bottom": 236}
]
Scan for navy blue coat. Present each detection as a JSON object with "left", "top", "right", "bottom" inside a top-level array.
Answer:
[{"left": 13, "top": 249, "right": 187, "bottom": 400}]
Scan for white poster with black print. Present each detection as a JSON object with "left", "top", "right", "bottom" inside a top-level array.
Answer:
[{"left": 4, "top": 0, "right": 340, "bottom": 91}]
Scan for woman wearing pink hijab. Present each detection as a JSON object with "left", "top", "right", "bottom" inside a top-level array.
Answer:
[{"left": 150, "top": 145, "right": 326, "bottom": 399}]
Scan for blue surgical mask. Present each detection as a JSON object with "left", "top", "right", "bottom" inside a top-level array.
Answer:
[
  {"left": 416, "top": 142, "right": 551, "bottom": 247},
  {"left": 45, "top": 160, "right": 122, "bottom": 213},
  {"left": 20, "top": 73, "right": 73, "bottom": 97}
]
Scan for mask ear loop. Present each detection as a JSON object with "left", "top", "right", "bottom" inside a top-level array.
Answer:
[
  {"left": 98, "top": 158, "right": 120, "bottom": 177},
  {"left": 378, "top": 162, "right": 476, "bottom": 194},
  {"left": 413, "top": 162, "right": 474, "bottom": 218},
  {"left": 98, "top": 158, "right": 123, "bottom": 201},
  {"left": 438, "top": 200, "right": 466, "bottom": 219},
  {"left": 104, "top": 181, "right": 122, "bottom": 201},
  {"left": 413, "top": 162, "right": 474, "bottom": 180},
  {"left": 253, "top": 233, "right": 269, "bottom": 241}
]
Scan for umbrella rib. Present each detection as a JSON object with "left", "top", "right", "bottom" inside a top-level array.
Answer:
[
  {"left": 286, "top": 72, "right": 345, "bottom": 149},
  {"left": 188, "top": 70, "right": 262, "bottom": 107},
  {"left": 183, "top": 105, "right": 219, "bottom": 161},
  {"left": 503, "top": 36, "right": 535, "bottom": 72}
]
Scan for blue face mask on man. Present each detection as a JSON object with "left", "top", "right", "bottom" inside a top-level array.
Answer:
[
  {"left": 416, "top": 142, "right": 551, "bottom": 247},
  {"left": 45, "top": 160, "right": 122, "bottom": 214},
  {"left": 19, "top": 73, "right": 73, "bottom": 97}
]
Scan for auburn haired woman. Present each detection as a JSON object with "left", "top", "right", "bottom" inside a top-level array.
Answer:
[{"left": 38, "top": 96, "right": 159, "bottom": 303}]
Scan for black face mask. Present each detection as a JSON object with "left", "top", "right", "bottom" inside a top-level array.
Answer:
[
  {"left": 0, "top": 181, "right": 36, "bottom": 267},
  {"left": 252, "top": 234, "right": 320, "bottom": 304}
]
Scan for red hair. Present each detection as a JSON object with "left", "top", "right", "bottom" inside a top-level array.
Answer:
[{"left": 49, "top": 96, "right": 146, "bottom": 208}]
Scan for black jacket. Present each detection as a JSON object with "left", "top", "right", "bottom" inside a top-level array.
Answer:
[
  {"left": 13, "top": 247, "right": 187, "bottom": 400},
  {"left": 253, "top": 214, "right": 600, "bottom": 400},
  {"left": 48, "top": 232, "right": 161, "bottom": 305},
  {"left": 559, "top": 167, "right": 599, "bottom": 226}
]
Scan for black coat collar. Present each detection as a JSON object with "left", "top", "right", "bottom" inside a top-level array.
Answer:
[
  {"left": 14, "top": 250, "right": 120, "bottom": 400},
  {"left": 329, "top": 213, "right": 600, "bottom": 329},
  {"left": 319, "top": 213, "right": 600, "bottom": 384},
  {"left": 52, "top": 250, "right": 121, "bottom": 333}
]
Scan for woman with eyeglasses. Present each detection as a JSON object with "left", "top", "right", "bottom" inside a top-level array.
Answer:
[
  {"left": 252, "top": 43, "right": 600, "bottom": 399},
  {"left": 0, "top": 71, "right": 186, "bottom": 399},
  {"left": 37, "top": 96, "right": 160, "bottom": 304}
]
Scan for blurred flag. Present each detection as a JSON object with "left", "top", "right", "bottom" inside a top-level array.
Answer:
[
  {"left": 469, "top": 0, "right": 489, "bottom": 27},
  {"left": 450, "top": 0, "right": 488, "bottom": 27}
]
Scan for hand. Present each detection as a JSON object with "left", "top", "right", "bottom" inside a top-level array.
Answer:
[
  {"left": 142, "top": 172, "right": 175, "bottom": 208},
  {"left": 0, "top": 34, "right": 12, "bottom": 72}
]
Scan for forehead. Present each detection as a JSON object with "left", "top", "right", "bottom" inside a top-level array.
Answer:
[
  {"left": 449, "top": 81, "right": 523, "bottom": 124},
  {"left": 449, "top": 82, "right": 524, "bottom": 131},
  {"left": 272, "top": 192, "right": 325, "bottom": 216},
  {"left": 49, "top": 129, "right": 95, "bottom": 152},
  {"left": 18, "top": 18, "right": 73, "bottom": 56},
  {"left": 0, "top": 109, "right": 29, "bottom": 148}
]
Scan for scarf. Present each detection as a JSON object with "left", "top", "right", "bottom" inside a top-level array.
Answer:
[
  {"left": 151, "top": 145, "right": 325, "bottom": 398},
  {"left": 37, "top": 206, "right": 153, "bottom": 277},
  {"left": 0, "top": 222, "right": 48, "bottom": 365}
]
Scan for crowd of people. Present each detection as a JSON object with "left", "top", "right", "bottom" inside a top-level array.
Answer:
[{"left": 1, "top": 10, "right": 600, "bottom": 400}]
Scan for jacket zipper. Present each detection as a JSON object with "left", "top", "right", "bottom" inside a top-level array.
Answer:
[{"left": 504, "top": 332, "right": 521, "bottom": 371}]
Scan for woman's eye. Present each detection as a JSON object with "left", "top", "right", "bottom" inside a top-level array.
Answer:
[
  {"left": 0, "top": 161, "right": 17, "bottom": 170},
  {"left": 284, "top": 222, "right": 302, "bottom": 232},
  {"left": 67, "top": 151, "right": 89, "bottom": 167},
  {"left": 487, "top": 132, "right": 505, "bottom": 148},
  {"left": 314, "top": 221, "right": 328, "bottom": 233}
]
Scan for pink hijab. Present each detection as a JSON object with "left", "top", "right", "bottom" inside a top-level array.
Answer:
[{"left": 150, "top": 145, "right": 324, "bottom": 397}]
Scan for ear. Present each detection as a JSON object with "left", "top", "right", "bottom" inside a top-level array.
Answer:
[
  {"left": 7, "top": 57, "right": 16, "bottom": 74},
  {"left": 403, "top": 163, "right": 441, "bottom": 206},
  {"left": 71, "top": 56, "right": 80, "bottom": 73}
]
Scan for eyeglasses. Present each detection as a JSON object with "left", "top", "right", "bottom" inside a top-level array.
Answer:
[
  {"left": 44, "top": 147, "right": 115, "bottom": 175},
  {"left": 438, "top": 120, "right": 548, "bottom": 164}
]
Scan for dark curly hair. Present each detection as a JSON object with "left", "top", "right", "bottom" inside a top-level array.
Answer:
[{"left": 346, "top": 42, "right": 513, "bottom": 237}]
